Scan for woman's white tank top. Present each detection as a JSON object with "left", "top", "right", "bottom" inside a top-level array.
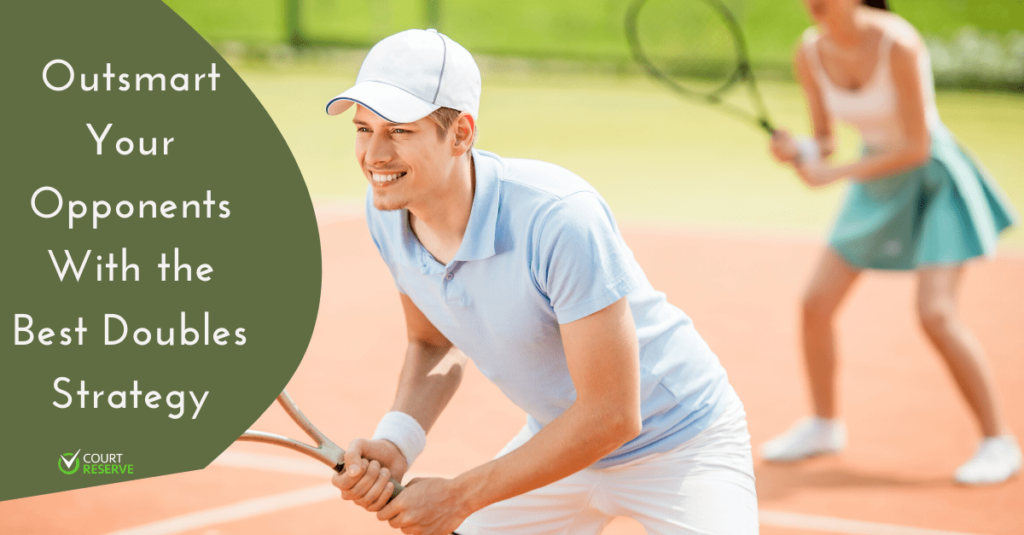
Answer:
[{"left": 802, "top": 23, "right": 941, "bottom": 149}]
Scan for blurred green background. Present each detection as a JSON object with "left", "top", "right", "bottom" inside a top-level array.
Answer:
[
  {"left": 162, "top": 0, "right": 1023, "bottom": 247},
  {"left": 166, "top": 0, "right": 1024, "bottom": 89}
]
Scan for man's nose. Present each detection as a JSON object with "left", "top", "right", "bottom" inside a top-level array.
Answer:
[{"left": 365, "top": 131, "right": 393, "bottom": 165}]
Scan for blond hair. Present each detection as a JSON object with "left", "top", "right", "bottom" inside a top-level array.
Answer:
[{"left": 427, "top": 107, "right": 475, "bottom": 153}]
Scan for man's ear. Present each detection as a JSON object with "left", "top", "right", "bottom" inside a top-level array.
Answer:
[{"left": 452, "top": 113, "right": 476, "bottom": 156}]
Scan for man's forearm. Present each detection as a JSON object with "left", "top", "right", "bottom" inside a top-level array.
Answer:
[
  {"left": 450, "top": 397, "right": 639, "bottom": 515},
  {"left": 391, "top": 341, "right": 466, "bottom": 435},
  {"left": 445, "top": 297, "right": 643, "bottom": 517}
]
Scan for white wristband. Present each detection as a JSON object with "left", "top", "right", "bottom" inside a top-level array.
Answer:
[
  {"left": 795, "top": 136, "right": 821, "bottom": 164},
  {"left": 372, "top": 411, "right": 427, "bottom": 467}
]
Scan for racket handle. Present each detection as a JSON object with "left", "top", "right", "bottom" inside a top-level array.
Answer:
[{"left": 333, "top": 463, "right": 407, "bottom": 502}]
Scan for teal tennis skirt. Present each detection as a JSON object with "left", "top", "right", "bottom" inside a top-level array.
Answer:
[{"left": 828, "top": 125, "right": 1017, "bottom": 270}]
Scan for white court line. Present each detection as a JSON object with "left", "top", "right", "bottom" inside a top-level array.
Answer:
[
  {"left": 758, "top": 510, "right": 986, "bottom": 535},
  {"left": 102, "top": 450, "right": 440, "bottom": 535},
  {"left": 102, "top": 450, "right": 991, "bottom": 535},
  {"left": 103, "top": 484, "right": 337, "bottom": 535}
]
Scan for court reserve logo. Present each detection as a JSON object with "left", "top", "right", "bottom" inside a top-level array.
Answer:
[
  {"left": 57, "top": 450, "right": 133, "bottom": 475},
  {"left": 58, "top": 449, "right": 81, "bottom": 475}
]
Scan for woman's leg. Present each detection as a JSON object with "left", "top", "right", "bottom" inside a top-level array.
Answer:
[
  {"left": 916, "top": 265, "right": 1005, "bottom": 437},
  {"left": 761, "top": 249, "right": 861, "bottom": 462},
  {"left": 801, "top": 249, "right": 862, "bottom": 418},
  {"left": 917, "top": 265, "right": 1020, "bottom": 485}
]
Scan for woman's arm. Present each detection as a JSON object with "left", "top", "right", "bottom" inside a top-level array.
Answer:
[
  {"left": 771, "top": 39, "right": 836, "bottom": 163},
  {"left": 798, "top": 33, "right": 931, "bottom": 186},
  {"left": 795, "top": 41, "right": 836, "bottom": 158}
]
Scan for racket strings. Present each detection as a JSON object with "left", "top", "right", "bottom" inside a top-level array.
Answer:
[
  {"left": 632, "top": 0, "right": 739, "bottom": 89},
  {"left": 627, "top": 0, "right": 775, "bottom": 133}
]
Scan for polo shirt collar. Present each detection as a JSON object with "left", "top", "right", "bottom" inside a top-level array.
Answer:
[{"left": 452, "top": 149, "right": 501, "bottom": 262}]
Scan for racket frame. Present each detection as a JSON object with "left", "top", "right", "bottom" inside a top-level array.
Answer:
[
  {"left": 237, "top": 390, "right": 406, "bottom": 501},
  {"left": 236, "top": 391, "right": 463, "bottom": 534},
  {"left": 237, "top": 390, "right": 347, "bottom": 471},
  {"left": 625, "top": 0, "right": 775, "bottom": 134}
]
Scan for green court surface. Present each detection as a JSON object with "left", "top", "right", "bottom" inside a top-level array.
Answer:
[{"left": 238, "top": 60, "right": 1023, "bottom": 248}]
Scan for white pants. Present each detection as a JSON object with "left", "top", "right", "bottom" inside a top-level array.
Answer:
[{"left": 456, "top": 388, "right": 758, "bottom": 535}]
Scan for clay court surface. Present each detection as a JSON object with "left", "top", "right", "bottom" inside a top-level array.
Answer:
[{"left": 2, "top": 205, "right": 1022, "bottom": 534}]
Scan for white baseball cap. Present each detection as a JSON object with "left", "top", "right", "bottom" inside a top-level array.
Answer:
[{"left": 325, "top": 29, "right": 481, "bottom": 123}]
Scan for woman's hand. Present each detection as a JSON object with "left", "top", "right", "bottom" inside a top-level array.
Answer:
[
  {"left": 769, "top": 128, "right": 800, "bottom": 163},
  {"left": 795, "top": 159, "right": 842, "bottom": 188}
]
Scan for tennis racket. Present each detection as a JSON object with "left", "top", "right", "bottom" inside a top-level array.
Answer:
[
  {"left": 625, "top": 0, "right": 775, "bottom": 135},
  {"left": 236, "top": 389, "right": 404, "bottom": 501}
]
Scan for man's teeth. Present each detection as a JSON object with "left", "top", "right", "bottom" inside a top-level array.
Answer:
[{"left": 372, "top": 172, "right": 406, "bottom": 183}]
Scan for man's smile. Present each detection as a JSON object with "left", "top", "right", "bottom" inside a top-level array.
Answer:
[{"left": 370, "top": 171, "right": 407, "bottom": 184}]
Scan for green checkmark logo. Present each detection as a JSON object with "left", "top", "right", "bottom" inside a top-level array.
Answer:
[{"left": 59, "top": 450, "right": 81, "bottom": 475}]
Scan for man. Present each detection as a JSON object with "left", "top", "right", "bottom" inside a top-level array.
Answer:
[{"left": 327, "top": 29, "right": 758, "bottom": 535}]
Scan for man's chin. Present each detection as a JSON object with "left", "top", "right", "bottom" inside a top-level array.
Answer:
[{"left": 372, "top": 192, "right": 406, "bottom": 212}]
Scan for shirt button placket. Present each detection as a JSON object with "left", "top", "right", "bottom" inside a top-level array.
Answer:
[{"left": 443, "top": 263, "right": 463, "bottom": 304}]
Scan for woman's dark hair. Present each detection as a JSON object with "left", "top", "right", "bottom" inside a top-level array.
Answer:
[{"left": 862, "top": 0, "right": 890, "bottom": 10}]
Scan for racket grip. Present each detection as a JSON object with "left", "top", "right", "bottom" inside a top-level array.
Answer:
[{"left": 333, "top": 463, "right": 406, "bottom": 502}]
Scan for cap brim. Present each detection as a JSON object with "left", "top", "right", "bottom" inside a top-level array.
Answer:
[{"left": 325, "top": 81, "right": 440, "bottom": 123}]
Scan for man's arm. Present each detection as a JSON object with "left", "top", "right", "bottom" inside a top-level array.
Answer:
[
  {"left": 390, "top": 293, "right": 467, "bottom": 434},
  {"left": 334, "top": 293, "right": 466, "bottom": 510},
  {"left": 375, "top": 297, "right": 641, "bottom": 535}
]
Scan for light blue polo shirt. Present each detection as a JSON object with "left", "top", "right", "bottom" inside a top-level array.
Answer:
[{"left": 365, "top": 149, "right": 730, "bottom": 468}]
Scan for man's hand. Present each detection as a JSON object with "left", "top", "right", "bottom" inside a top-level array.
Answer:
[
  {"left": 333, "top": 438, "right": 409, "bottom": 512},
  {"left": 377, "top": 477, "right": 472, "bottom": 535}
]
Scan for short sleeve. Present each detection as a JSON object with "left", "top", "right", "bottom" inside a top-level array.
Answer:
[
  {"left": 364, "top": 190, "right": 407, "bottom": 295},
  {"left": 534, "top": 191, "right": 639, "bottom": 324}
]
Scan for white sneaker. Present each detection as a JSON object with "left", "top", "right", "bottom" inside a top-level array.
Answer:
[
  {"left": 760, "top": 417, "right": 847, "bottom": 462},
  {"left": 954, "top": 435, "right": 1022, "bottom": 485}
]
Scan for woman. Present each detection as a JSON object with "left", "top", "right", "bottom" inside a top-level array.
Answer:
[{"left": 764, "top": 0, "right": 1020, "bottom": 485}]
